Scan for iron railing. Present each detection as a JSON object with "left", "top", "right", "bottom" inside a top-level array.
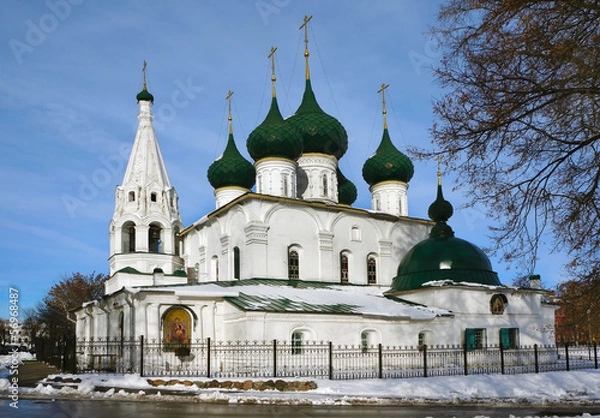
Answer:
[{"left": 74, "top": 337, "right": 598, "bottom": 380}]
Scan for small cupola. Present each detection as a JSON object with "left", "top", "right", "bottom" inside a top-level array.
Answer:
[
  {"left": 362, "top": 84, "right": 413, "bottom": 216},
  {"left": 207, "top": 91, "right": 256, "bottom": 208}
]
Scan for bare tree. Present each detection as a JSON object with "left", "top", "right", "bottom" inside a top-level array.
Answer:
[
  {"left": 36, "top": 272, "right": 106, "bottom": 337},
  {"left": 416, "top": 0, "right": 600, "bottom": 278}
]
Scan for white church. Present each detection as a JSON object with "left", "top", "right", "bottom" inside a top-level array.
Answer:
[{"left": 73, "top": 23, "right": 556, "bottom": 353}]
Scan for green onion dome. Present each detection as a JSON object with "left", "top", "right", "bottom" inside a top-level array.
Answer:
[
  {"left": 136, "top": 89, "right": 154, "bottom": 103},
  {"left": 207, "top": 132, "right": 256, "bottom": 190},
  {"left": 389, "top": 182, "right": 501, "bottom": 292},
  {"left": 337, "top": 169, "right": 357, "bottom": 205},
  {"left": 362, "top": 128, "right": 414, "bottom": 186},
  {"left": 247, "top": 97, "right": 303, "bottom": 161},
  {"left": 286, "top": 80, "right": 348, "bottom": 160}
]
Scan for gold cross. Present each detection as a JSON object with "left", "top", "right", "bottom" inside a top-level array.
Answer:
[
  {"left": 299, "top": 15, "right": 313, "bottom": 79},
  {"left": 142, "top": 60, "right": 148, "bottom": 90},
  {"left": 226, "top": 90, "right": 234, "bottom": 132},
  {"left": 437, "top": 155, "right": 442, "bottom": 185},
  {"left": 268, "top": 46, "right": 278, "bottom": 96},
  {"left": 378, "top": 83, "right": 390, "bottom": 128}
]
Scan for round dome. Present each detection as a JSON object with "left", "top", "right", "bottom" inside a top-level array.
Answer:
[
  {"left": 136, "top": 89, "right": 154, "bottom": 103},
  {"left": 247, "top": 97, "right": 303, "bottom": 161},
  {"left": 362, "top": 128, "right": 414, "bottom": 186},
  {"left": 337, "top": 169, "right": 357, "bottom": 205},
  {"left": 207, "top": 133, "right": 256, "bottom": 190},
  {"left": 390, "top": 236, "right": 501, "bottom": 292},
  {"left": 286, "top": 80, "right": 348, "bottom": 160},
  {"left": 390, "top": 180, "right": 501, "bottom": 292}
]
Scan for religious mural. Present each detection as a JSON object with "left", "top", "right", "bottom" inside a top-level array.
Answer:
[{"left": 163, "top": 307, "right": 191, "bottom": 351}]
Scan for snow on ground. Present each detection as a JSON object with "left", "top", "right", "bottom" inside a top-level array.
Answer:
[{"left": 2, "top": 368, "right": 600, "bottom": 410}]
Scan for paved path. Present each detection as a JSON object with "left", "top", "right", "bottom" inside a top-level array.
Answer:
[{"left": 16, "top": 361, "right": 58, "bottom": 387}]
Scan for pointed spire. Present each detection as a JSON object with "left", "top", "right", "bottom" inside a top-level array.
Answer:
[
  {"left": 378, "top": 83, "right": 390, "bottom": 130},
  {"left": 124, "top": 74, "right": 170, "bottom": 188},
  {"left": 299, "top": 15, "right": 313, "bottom": 80}
]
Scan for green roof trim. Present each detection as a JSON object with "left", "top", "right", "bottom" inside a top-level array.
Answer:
[
  {"left": 117, "top": 266, "right": 143, "bottom": 274},
  {"left": 362, "top": 128, "right": 414, "bottom": 185},
  {"left": 225, "top": 294, "right": 358, "bottom": 315}
]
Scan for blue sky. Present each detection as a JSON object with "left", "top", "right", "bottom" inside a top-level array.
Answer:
[{"left": 0, "top": 0, "right": 568, "bottom": 316}]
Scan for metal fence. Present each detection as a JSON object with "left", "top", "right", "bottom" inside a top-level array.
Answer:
[{"left": 74, "top": 337, "right": 599, "bottom": 380}]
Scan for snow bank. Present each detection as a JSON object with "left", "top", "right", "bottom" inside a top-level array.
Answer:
[{"left": 9, "top": 369, "right": 600, "bottom": 408}]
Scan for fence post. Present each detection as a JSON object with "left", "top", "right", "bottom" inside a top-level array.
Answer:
[
  {"left": 499, "top": 343, "right": 505, "bottom": 375},
  {"left": 594, "top": 343, "right": 598, "bottom": 369},
  {"left": 423, "top": 344, "right": 428, "bottom": 378},
  {"left": 463, "top": 344, "right": 468, "bottom": 376},
  {"left": 378, "top": 343, "right": 383, "bottom": 379},
  {"left": 565, "top": 343, "right": 570, "bottom": 372},
  {"left": 328, "top": 341, "right": 333, "bottom": 380},
  {"left": 273, "top": 339, "right": 277, "bottom": 378},
  {"left": 534, "top": 344, "right": 539, "bottom": 373},
  {"left": 139, "top": 335, "right": 144, "bottom": 377},
  {"left": 207, "top": 337, "right": 211, "bottom": 378}
]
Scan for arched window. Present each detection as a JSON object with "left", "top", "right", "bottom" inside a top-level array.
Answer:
[
  {"left": 122, "top": 222, "right": 136, "bottom": 253},
  {"left": 150, "top": 192, "right": 157, "bottom": 202},
  {"left": 350, "top": 226, "right": 361, "bottom": 242},
  {"left": 367, "top": 255, "right": 377, "bottom": 285},
  {"left": 418, "top": 331, "right": 431, "bottom": 350},
  {"left": 233, "top": 246, "right": 240, "bottom": 279},
  {"left": 163, "top": 307, "right": 192, "bottom": 352},
  {"left": 340, "top": 252, "right": 349, "bottom": 283},
  {"left": 149, "top": 224, "right": 162, "bottom": 253},
  {"left": 291, "top": 331, "right": 304, "bottom": 355},
  {"left": 360, "top": 331, "right": 372, "bottom": 353},
  {"left": 211, "top": 256, "right": 219, "bottom": 282},
  {"left": 174, "top": 227, "right": 181, "bottom": 256},
  {"left": 322, "top": 174, "right": 328, "bottom": 197},
  {"left": 128, "top": 191, "right": 135, "bottom": 202},
  {"left": 288, "top": 249, "right": 299, "bottom": 279},
  {"left": 282, "top": 174, "right": 289, "bottom": 197},
  {"left": 375, "top": 196, "right": 381, "bottom": 211}
]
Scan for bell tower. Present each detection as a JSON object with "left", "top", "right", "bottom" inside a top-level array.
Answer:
[{"left": 108, "top": 63, "right": 184, "bottom": 280}]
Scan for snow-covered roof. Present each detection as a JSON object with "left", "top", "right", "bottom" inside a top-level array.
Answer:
[
  {"left": 136, "top": 279, "right": 451, "bottom": 319},
  {"left": 421, "top": 279, "right": 515, "bottom": 290}
]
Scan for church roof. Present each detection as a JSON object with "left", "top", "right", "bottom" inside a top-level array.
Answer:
[
  {"left": 121, "top": 87, "right": 172, "bottom": 189},
  {"left": 362, "top": 128, "right": 414, "bottom": 186},
  {"left": 134, "top": 278, "right": 451, "bottom": 318},
  {"left": 207, "top": 132, "right": 256, "bottom": 190},
  {"left": 179, "top": 192, "right": 433, "bottom": 237},
  {"left": 286, "top": 80, "right": 348, "bottom": 160},
  {"left": 247, "top": 97, "right": 303, "bottom": 161},
  {"left": 389, "top": 178, "right": 502, "bottom": 293},
  {"left": 337, "top": 168, "right": 357, "bottom": 205}
]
